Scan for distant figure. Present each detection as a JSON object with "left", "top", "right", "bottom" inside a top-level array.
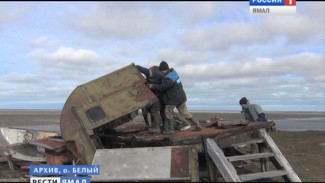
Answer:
[{"left": 239, "top": 97, "right": 267, "bottom": 122}]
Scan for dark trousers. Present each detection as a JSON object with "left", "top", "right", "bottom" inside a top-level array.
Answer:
[
  {"left": 142, "top": 100, "right": 161, "bottom": 126},
  {"left": 257, "top": 113, "right": 267, "bottom": 122}
]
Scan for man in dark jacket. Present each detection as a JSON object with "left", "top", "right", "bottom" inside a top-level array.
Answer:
[
  {"left": 136, "top": 65, "right": 164, "bottom": 133},
  {"left": 150, "top": 61, "right": 202, "bottom": 134}
]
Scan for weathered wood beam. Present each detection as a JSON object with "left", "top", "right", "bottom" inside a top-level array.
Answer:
[
  {"left": 227, "top": 152, "right": 274, "bottom": 162},
  {"left": 205, "top": 138, "right": 241, "bottom": 182},
  {"left": 258, "top": 129, "right": 301, "bottom": 182},
  {"left": 239, "top": 170, "right": 288, "bottom": 181}
]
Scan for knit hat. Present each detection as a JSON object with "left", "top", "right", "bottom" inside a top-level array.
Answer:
[
  {"left": 159, "top": 61, "right": 169, "bottom": 71},
  {"left": 239, "top": 97, "right": 248, "bottom": 105}
]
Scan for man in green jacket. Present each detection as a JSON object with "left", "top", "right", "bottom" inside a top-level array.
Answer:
[{"left": 239, "top": 97, "right": 267, "bottom": 122}]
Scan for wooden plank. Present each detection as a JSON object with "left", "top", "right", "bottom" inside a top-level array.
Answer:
[
  {"left": 239, "top": 170, "right": 288, "bottom": 181},
  {"left": 259, "top": 129, "right": 302, "bottom": 182},
  {"left": 227, "top": 152, "right": 274, "bottom": 162},
  {"left": 205, "top": 138, "right": 241, "bottom": 182},
  {"left": 220, "top": 138, "right": 265, "bottom": 148},
  {"left": 204, "top": 138, "right": 217, "bottom": 182},
  {"left": 189, "top": 147, "right": 200, "bottom": 182}
]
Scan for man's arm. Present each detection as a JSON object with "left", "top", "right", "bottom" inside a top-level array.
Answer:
[
  {"left": 150, "top": 77, "right": 174, "bottom": 92},
  {"left": 136, "top": 65, "right": 150, "bottom": 77}
]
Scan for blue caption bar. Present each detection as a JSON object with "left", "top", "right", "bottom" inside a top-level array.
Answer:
[
  {"left": 250, "top": 0, "right": 285, "bottom": 6},
  {"left": 30, "top": 165, "right": 100, "bottom": 175}
]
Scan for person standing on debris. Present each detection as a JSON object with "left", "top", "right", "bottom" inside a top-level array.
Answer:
[
  {"left": 239, "top": 97, "right": 267, "bottom": 122},
  {"left": 149, "top": 61, "right": 202, "bottom": 134},
  {"left": 136, "top": 65, "right": 164, "bottom": 133},
  {"left": 140, "top": 106, "right": 150, "bottom": 130}
]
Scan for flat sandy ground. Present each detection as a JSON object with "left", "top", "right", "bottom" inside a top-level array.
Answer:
[
  {"left": 0, "top": 110, "right": 324, "bottom": 181},
  {"left": 1, "top": 109, "right": 324, "bottom": 127}
]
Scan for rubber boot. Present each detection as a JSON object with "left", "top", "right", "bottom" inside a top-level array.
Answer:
[
  {"left": 169, "top": 119, "right": 175, "bottom": 134},
  {"left": 149, "top": 114, "right": 161, "bottom": 133},
  {"left": 143, "top": 115, "right": 150, "bottom": 130},
  {"left": 162, "top": 117, "right": 170, "bottom": 134},
  {"left": 189, "top": 118, "right": 202, "bottom": 131}
]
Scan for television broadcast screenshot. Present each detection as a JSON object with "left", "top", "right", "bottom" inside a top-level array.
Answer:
[{"left": 0, "top": 1, "right": 324, "bottom": 182}]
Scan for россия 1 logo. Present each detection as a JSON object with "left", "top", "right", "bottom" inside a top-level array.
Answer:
[{"left": 250, "top": 0, "right": 296, "bottom": 15}]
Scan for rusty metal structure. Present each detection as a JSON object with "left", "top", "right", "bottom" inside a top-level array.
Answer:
[
  {"left": 0, "top": 63, "right": 301, "bottom": 182},
  {"left": 60, "top": 63, "right": 156, "bottom": 165}
]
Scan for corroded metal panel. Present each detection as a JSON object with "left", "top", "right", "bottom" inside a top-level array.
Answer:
[
  {"left": 91, "top": 146, "right": 191, "bottom": 181},
  {"left": 170, "top": 147, "right": 190, "bottom": 178},
  {"left": 76, "top": 84, "right": 155, "bottom": 130},
  {"left": 104, "top": 121, "right": 276, "bottom": 148},
  {"left": 29, "top": 138, "right": 66, "bottom": 152},
  {"left": 60, "top": 63, "right": 156, "bottom": 164}
]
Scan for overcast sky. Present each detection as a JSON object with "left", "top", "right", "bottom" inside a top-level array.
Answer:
[{"left": 0, "top": 2, "right": 324, "bottom": 111}]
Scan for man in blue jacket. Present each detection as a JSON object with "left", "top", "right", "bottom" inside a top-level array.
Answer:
[{"left": 150, "top": 61, "right": 202, "bottom": 134}]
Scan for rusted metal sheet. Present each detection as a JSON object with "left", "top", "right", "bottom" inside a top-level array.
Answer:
[
  {"left": 60, "top": 63, "right": 157, "bottom": 164},
  {"left": 0, "top": 127, "right": 58, "bottom": 146},
  {"left": 45, "top": 149, "right": 73, "bottom": 165},
  {"left": 5, "top": 143, "right": 46, "bottom": 162},
  {"left": 76, "top": 84, "right": 154, "bottom": 130},
  {"left": 91, "top": 146, "right": 192, "bottom": 181},
  {"left": 0, "top": 127, "right": 61, "bottom": 163},
  {"left": 100, "top": 121, "right": 276, "bottom": 148},
  {"left": 28, "top": 138, "right": 65, "bottom": 152},
  {"left": 170, "top": 147, "right": 189, "bottom": 178}
]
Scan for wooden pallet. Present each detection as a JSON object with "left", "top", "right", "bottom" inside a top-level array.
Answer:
[{"left": 205, "top": 128, "right": 301, "bottom": 182}]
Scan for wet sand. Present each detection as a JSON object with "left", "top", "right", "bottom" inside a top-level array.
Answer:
[{"left": 0, "top": 109, "right": 324, "bottom": 181}]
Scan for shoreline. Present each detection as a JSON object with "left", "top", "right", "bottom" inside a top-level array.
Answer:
[{"left": 0, "top": 110, "right": 324, "bottom": 131}]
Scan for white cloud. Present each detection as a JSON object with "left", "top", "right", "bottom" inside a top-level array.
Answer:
[
  {"left": 181, "top": 21, "right": 268, "bottom": 51},
  {"left": 0, "top": 73, "right": 69, "bottom": 99},
  {"left": 275, "top": 52, "right": 325, "bottom": 78},
  {"left": 298, "top": 2, "right": 325, "bottom": 22},
  {"left": 174, "top": 51, "right": 324, "bottom": 110},
  {"left": 177, "top": 52, "right": 324, "bottom": 81},
  {"left": 29, "top": 36, "right": 57, "bottom": 48},
  {"left": 171, "top": 2, "right": 216, "bottom": 25},
  {"left": 66, "top": 2, "right": 163, "bottom": 41},
  {"left": 2, "top": 73, "right": 46, "bottom": 84},
  {"left": 151, "top": 48, "right": 214, "bottom": 65},
  {"left": 0, "top": 3, "right": 23, "bottom": 24},
  {"left": 262, "top": 15, "right": 323, "bottom": 44},
  {"left": 26, "top": 47, "right": 109, "bottom": 79},
  {"left": 0, "top": 2, "right": 324, "bottom": 111},
  {"left": 180, "top": 3, "right": 324, "bottom": 54}
]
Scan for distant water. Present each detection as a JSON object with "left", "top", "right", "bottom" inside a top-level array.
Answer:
[{"left": 274, "top": 117, "right": 325, "bottom": 131}]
